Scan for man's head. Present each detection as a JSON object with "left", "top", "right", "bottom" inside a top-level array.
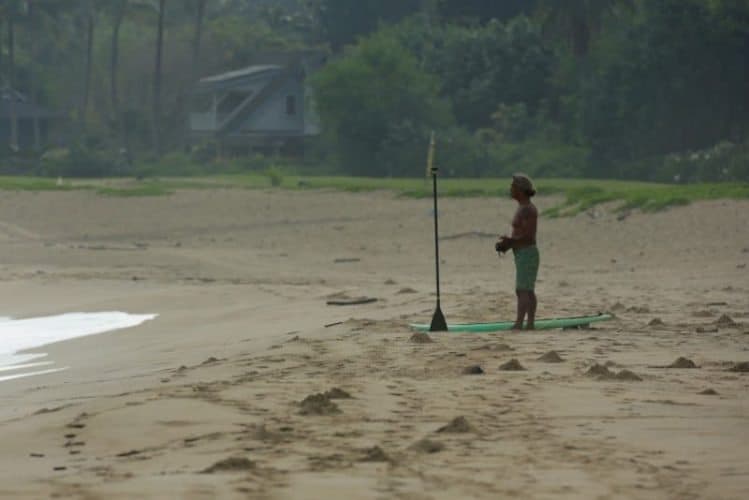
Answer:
[{"left": 510, "top": 173, "right": 536, "bottom": 199}]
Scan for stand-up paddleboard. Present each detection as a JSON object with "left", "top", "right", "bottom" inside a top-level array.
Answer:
[{"left": 409, "top": 313, "right": 612, "bottom": 333}]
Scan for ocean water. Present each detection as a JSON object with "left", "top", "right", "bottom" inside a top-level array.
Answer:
[{"left": 0, "top": 312, "right": 156, "bottom": 383}]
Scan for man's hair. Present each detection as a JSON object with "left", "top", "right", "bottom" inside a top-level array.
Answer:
[{"left": 512, "top": 174, "right": 536, "bottom": 197}]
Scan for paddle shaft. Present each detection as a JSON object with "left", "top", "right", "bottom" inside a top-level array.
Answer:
[{"left": 432, "top": 171, "right": 441, "bottom": 306}]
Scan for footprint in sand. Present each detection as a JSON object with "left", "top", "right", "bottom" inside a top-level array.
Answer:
[
  {"left": 359, "top": 446, "right": 391, "bottom": 463},
  {"left": 727, "top": 361, "right": 749, "bottom": 372},
  {"left": 410, "top": 439, "right": 445, "bottom": 454}
]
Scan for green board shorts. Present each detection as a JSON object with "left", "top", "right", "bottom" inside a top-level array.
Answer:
[{"left": 512, "top": 245, "right": 540, "bottom": 291}]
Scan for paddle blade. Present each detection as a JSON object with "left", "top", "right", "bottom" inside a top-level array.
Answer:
[{"left": 429, "top": 306, "right": 447, "bottom": 332}]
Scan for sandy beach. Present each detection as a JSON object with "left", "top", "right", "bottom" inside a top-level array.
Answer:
[{"left": 0, "top": 186, "right": 747, "bottom": 499}]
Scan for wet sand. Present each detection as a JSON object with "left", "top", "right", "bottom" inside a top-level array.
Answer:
[{"left": 0, "top": 187, "right": 747, "bottom": 499}]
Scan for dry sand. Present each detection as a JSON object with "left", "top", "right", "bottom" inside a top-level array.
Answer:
[{"left": 0, "top": 186, "right": 748, "bottom": 499}]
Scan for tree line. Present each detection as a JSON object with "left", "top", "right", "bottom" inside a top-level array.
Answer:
[{"left": 0, "top": 0, "right": 747, "bottom": 181}]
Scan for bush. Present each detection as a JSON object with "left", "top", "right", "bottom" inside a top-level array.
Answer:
[
  {"left": 38, "top": 143, "right": 122, "bottom": 178},
  {"left": 134, "top": 151, "right": 203, "bottom": 178},
  {"left": 263, "top": 165, "right": 284, "bottom": 186}
]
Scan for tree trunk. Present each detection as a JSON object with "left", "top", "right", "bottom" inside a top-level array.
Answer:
[
  {"left": 81, "top": 1, "right": 95, "bottom": 131},
  {"left": 29, "top": 2, "right": 40, "bottom": 151},
  {"left": 8, "top": 16, "right": 18, "bottom": 152},
  {"left": 152, "top": 0, "right": 166, "bottom": 157},
  {"left": 0, "top": 15, "right": 3, "bottom": 83},
  {"left": 110, "top": 0, "right": 126, "bottom": 152},
  {"left": 571, "top": 15, "right": 590, "bottom": 58},
  {"left": 181, "top": 0, "right": 206, "bottom": 149},
  {"left": 190, "top": 0, "right": 206, "bottom": 84}
]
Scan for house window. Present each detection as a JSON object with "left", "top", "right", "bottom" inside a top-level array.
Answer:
[{"left": 286, "top": 95, "right": 296, "bottom": 115}]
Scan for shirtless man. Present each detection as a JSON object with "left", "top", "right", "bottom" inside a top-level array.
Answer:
[{"left": 496, "top": 174, "right": 539, "bottom": 330}]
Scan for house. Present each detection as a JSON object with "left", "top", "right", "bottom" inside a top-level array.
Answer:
[
  {"left": 188, "top": 60, "right": 322, "bottom": 155},
  {"left": 0, "top": 86, "right": 56, "bottom": 152}
]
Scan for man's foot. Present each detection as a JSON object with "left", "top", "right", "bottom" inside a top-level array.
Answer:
[
  {"left": 511, "top": 323, "right": 523, "bottom": 330},
  {"left": 525, "top": 323, "right": 535, "bottom": 330}
]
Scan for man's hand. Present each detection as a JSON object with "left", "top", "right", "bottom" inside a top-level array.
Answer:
[{"left": 495, "top": 235, "right": 513, "bottom": 253}]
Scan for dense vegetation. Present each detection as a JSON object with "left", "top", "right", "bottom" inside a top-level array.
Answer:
[{"left": 0, "top": 0, "right": 747, "bottom": 182}]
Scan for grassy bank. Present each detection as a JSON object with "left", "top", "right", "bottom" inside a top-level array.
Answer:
[{"left": 1, "top": 174, "right": 747, "bottom": 216}]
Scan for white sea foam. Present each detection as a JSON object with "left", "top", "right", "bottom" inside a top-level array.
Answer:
[{"left": 0, "top": 312, "right": 156, "bottom": 383}]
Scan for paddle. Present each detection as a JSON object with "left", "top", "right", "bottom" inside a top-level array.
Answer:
[{"left": 427, "top": 132, "right": 447, "bottom": 332}]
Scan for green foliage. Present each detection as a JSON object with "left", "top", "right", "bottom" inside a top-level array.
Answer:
[
  {"left": 0, "top": 176, "right": 73, "bottom": 191},
  {"left": 436, "top": 0, "right": 535, "bottom": 25},
  {"left": 3, "top": 0, "right": 748, "bottom": 183},
  {"left": 134, "top": 152, "right": 203, "bottom": 178},
  {"left": 575, "top": 0, "right": 749, "bottom": 173},
  {"left": 311, "top": 0, "right": 422, "bottom": 50},
  {"left": 421, "top": 16, "right": 554, "bottom": 129},
  {"left": 37, "top": 143, "right": 125, "bottom": 178},
  {"left": 207, "top": 16, "right": 303, "bottom": 66},
  {"left": 542, "top": 180, "right": 749, "bottom": 217},
  {"left": 263, "top": 165, "right": 284, "bottom": 187},
  {"left": 311, "top": 31, "right": 452, "bottom": 176}
]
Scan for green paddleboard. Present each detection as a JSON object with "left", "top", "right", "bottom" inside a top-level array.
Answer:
[{"left": 409, "top": 313, "right": 612, "bottom": 333}]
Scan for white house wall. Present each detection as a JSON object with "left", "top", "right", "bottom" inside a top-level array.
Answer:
[{"left": 239, "top": 78, "right": 305, "bottom": 134}]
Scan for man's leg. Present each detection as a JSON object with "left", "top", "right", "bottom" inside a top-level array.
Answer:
[
  {"left": 526, "top": 291, "right": 537, "bottom": 329},
  {"left": 513, "top": 290, "right": 529, "bottom": 329}
]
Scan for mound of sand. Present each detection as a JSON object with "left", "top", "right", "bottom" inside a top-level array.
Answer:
[
  {"left": 717, "top": 314, "right": 737, "bottom": 327},
  {"left": 299, "top": 393, "right": 342, "bottom": 416},
  {"left": 586, "top": 364, "right": 642, "bottom": 381},
  {"left": 615, "top": 369, "right": 643, "bottom": 381},
  {"left": 699, "top": 388, "right": 719, "bottom": 395},
  {"left": 463, "top": 365, "right": 484, "bottom": 375},
  {"left": 586, "top": 364, "right": 613, "bottom": 378},
  {"left": 667, "top": 357, "right": 698, "bottom": 368},
  {"left": 436, "top": 416, "right": 474, "bottom": 434},
  {"left": 202, "top": 457, "right": 255, "bottom": 474},
  {"left": 537, "top": 351, "right": 565, "bottom": 363},
  {"left": 323, "top": 387, "right": 352, "bottom": 399},
  {"left": 410, "top": 333, "right": 434, "bottom": 344},
  {"left": 499, "top": 359, "right": 526, "bottom": 371}
]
